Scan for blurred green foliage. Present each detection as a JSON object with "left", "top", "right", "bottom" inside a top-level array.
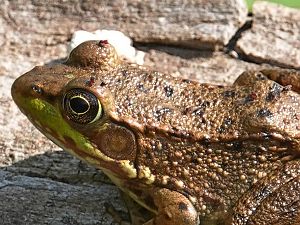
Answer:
[{"left": 245, "top": 0, "right": 300, "bottom": 10}]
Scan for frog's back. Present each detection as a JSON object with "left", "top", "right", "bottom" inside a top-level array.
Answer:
[
  {"left": 99, "top": 65, "right": 232, "bottom": 140},
  {"left": 100, "top": 65, "right": 300, "bottom": 143}
]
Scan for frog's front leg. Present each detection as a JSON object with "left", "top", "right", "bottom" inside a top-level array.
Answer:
[
  {"left": 234, "top": 69, "right": 300, "bottom": 94},
  {"left": 144, "top": 188, "right": 199, "bottom": 225},
  {"left": 229, "top": 160, "right": 300, "bottom": 225}
]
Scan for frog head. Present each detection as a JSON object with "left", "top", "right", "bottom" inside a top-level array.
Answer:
[{"left": 11, "top": 41, "right": 138, "bottom": 181}]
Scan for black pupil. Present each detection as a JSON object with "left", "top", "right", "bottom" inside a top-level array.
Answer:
[{"left": 70, "top": 97, "right": 89, "bottom": 114}]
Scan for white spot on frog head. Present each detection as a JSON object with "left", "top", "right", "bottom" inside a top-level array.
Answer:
[
  {"left": 174, "top": 179, "right": 184, "bottom": 189},
  {"left": 188, "top": 195, "right": 197, "bottom": 204},
  {"left": 240, "top": 174, "right": 246, "bottom": 181},
  {"left": 120, "top": 161, "right": 137, "bottom": 178},
  {"left": 64, "top": 73, "right": 75, "bottom": 79},
  {"left": 138, "top": 165, "right": 155, "bottom": 184},
  {"left": 162, "top": 175, "right": 170, "bottom": 185}
]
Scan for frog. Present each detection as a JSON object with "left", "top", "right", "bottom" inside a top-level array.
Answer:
[{"left": 11, "top": 40, "right": 300, "bottom": 225}]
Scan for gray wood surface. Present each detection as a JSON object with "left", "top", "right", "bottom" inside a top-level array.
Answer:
[
  {"left": 236, "top": 2, "right": 300, "bottom": 69},
  {"left": 1, "top": 1, "right": 299, "bottom": 224}
]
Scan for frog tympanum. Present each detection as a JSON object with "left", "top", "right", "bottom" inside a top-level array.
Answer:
[{"left": 11, "top": 40, "right": 300, "bottom": 225}]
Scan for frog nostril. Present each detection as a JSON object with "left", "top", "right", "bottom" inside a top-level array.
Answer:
[{"left": 31, "top": 84, "right": 43, "bottom": 94}]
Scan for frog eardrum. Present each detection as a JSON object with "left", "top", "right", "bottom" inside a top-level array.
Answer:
[{"left": 63, "top": 88, "right": 102, "bottom": 124}]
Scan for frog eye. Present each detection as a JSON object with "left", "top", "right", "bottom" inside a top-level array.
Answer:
[{"left": 63, "top": 88, "right": 102, "bottom": 124}]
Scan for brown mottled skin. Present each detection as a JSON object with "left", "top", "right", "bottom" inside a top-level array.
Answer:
[{"left": 12, "top": 41, "right": 300, "bottom": 225}]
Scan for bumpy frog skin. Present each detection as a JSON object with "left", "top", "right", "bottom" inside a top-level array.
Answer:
[{"left": 11, "top": 41, "right": 300, "bottom": 225}]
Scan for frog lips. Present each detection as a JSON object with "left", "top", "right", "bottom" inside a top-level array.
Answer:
[{"left": 34, "top": 121, "right": 137, "bottom": 179}]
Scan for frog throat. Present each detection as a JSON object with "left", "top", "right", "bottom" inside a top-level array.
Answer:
[{"left": 19, "top": 97, "right": 137, "bottom": 179}]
